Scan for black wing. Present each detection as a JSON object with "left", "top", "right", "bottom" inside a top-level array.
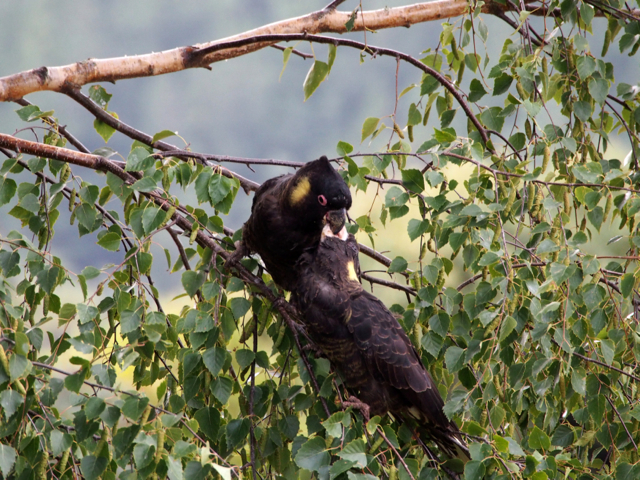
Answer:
[{"left": 347, "top": 291, "right": 451, "bottom": 428}]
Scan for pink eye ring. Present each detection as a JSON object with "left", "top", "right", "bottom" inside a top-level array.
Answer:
[{"left": 317, "top": 195, "right": 327, "bottom": 206}]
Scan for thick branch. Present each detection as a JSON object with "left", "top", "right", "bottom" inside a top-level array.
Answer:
[
  {"left": 0, "top": 0, "right": 508, "bottom": 102},
  {"left": 0, "top": 133, "right": 136, "bottom": 182}
]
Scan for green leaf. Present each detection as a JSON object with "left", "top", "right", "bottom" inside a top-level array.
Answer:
[
  {"left": 122, "top": 396, "right": 149, "bottom": 420},
  {"left": 587, "top": 206, "right": 603, "bottom": 231},
  {"left": 81, "top": 266, "right": 101, "bottom": 280},
  {"left": 85, "top": 397, "right": 106, "bottom": 419},
  {"left": 152, "top": 129, "right": 177, "bottom": 143},
  {"left": 36, "top": 266, "right": 59, "bottom": 294},
  {"left": 294, "top": 436, "right": 330, "bottom": 472},
  {"left": 167, "top": 455, "right": 183, "bottom": 480},
  {"left": 551, "top": 425, "right": 575, "bottom": 447},
  {"left": 574, "top": 101, "right": 593, "bottom": 122},
  {"left": 226, "top": 418, "right": 250, "bottom": 448},
  {"left": 480, "top": 107, "right": 505, "bottom": 132},
  {"left": 76, "top": 203, "right": 97, "bottom": 229},
  {"left": 133, "top": 443, "right": 155, "bottom": 469},
  {"left": 464, "top": 460, "right": 486, "bottom": 480},
  {"left": 338, "top": 439, "right": 367, "bottom": 467},
  {"left": 0, "top": 177, "right": 17, "bottom": 206},
  {"left": 97, "top": 231, "right": 121, "bottom": 251},
  {"left": 81, "top": 455, "right": 108, "bottom": 480},
  {"left": 388, "top": 256, "right": 408, "bottom": 273},
  {"left": 130, "top": 176, "right": 158, "bottom": 192},
  {"left": 0, "top": 444, "right": 16, "bottom": 478},
  {"left": 209, "top": 173, "right": 233, "bottom": 205},
  {"left": 529, "top": 426, "right": 551, "bottom": 450},
  {"left": 600, "top": 339, "right": 615, "bottom": 365},
  {"left": 327, "top": 44, "right": 337, "bottom": 71},
  {"left": 421, "top": 76, "right": 440, "bottom": 96},
  {"left": 94, "top": 116, "right": 117, "bottom": 143},
  {"left": 212, "top": 464, "right": 233, "bottom": 480},
  {"left": 229, "top": 297, "right": 251, "bottom": 319},
  {"left": 345, "top": 10, "right": 357, "bottom": 31},
  {"left": 571, "top": 367, "right": 586, "bottom": 395},
  {"left": 499, "top": 316, "right": 517, "bottom": 341},
  {"left": 88, "top": 85, "right": 112, "bottom": 107},
  {"left": 445, "top": 346, "right": 465, "bottom": 372},
  {"left": 50, "top": 430, "right": 72, "bottom": 456},
  {"left": 330, "top": 460, "right": 357, "bottom": 479},
  {"left": 407, "top": 103, "right": 422, "bottom": 126},
  {"left": 523, "top": 100, "right": 541, "bottom": 118},
  {"left": 429, "top": 312, "right": 450, "bottom": 337},
  {"left": 337, "top": 140, "right": 354, "bottom": 156},
  {"left": 576, "top": 56, "right": 596, "bottom": 80},
  {"left": 407, "top": 218, "right": 429, "bottom": 242},
  {"left": 303, "top": 60, "right": 330, "bottom": 101},
  {"left": 322, "top": 411, "right": 349, "bottom": 437},
  {"left": 588, "top": 77, "right": 609, "bottom": 105},
  {"left": 126, "top": 146, "right": 155, "bottom": 171},
  {"left": 468, "top": 79, "right": 487, "bottom": 102},
  {"left": 194, "top": 407, "right": 220, "bottom": 442},
  {"left": 235, "top": 349, "right": 255, "bottom": 370},
  {"left": 620, "top": 273, "right": 635, "bottom": 298},
  {"left": 120, "top": 309, "right": 141, "bottom": 334},
  {"left": 9, "top": 354, "right": 30, "bottom": 382},
  {"left": 434, "top": 128, "right": 456, "bottom": 143},
  {"left": 616, "top": 463, "right": 640, "bottom": 480},
  {"left": 361, "top": 117, "right": 380, "bottom": 142},
  {"left": 64, "top": 368, "right": 86, "bottom": 393},
  {"left": 0, "top": 390, "right": 24, "bottom": 418},
  {"left": 182, "top": 270, "right": 205, "bottom": 297},
  {"left": 203, "top": 347, "right": 226, "bottom": 377},
  {"left": 211, "top": 375, "right": 233, "bottom": 404},
  {"left": 385, "top": 186, "right": 409, "bottom": 207},
  {"left": 401, "top": 169, "right": 425, "bottom": 194},
  {"left": 15, "top": 104, "right": 41, "bottom": 121},
  {"left": 142, "top": 206, "right": 168, "bottom": 234},
  {"left": 493, "top": 73, "right": 513, "bottom": 96}
]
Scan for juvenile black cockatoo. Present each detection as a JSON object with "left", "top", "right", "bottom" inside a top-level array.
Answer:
[
  {"left": 293, "top": 227, "right": 468, "bottom": 461},
  {"left": 229, "top": 156, "right": 351, "bottom": 291}
]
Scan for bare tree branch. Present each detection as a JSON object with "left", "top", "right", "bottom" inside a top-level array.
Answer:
[
  {"left": 64, "top": 88, "right": 259, "bottom": 193},
  {"left": 0, "top": 0, "right": 533, "bottom": 102}
]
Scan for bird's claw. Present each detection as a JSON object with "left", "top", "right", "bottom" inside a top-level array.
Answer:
[
  {"left": 224, "top": 240, "right": 249, "bottom": 271},
  {"left": 343, "top": 396, "right": 370, "bottom": 422}
]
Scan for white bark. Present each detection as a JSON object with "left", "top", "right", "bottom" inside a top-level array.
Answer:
[{"left": 0, "top": 0, "right": 476, "bottom": 101}]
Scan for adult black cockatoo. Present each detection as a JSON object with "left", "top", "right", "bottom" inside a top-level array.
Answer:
[
  {"left": 293, "top": 227, "right": 468, "bottom": 461},
  {"left": 229, "top": 156, "right": 351, "bottom": 291}
]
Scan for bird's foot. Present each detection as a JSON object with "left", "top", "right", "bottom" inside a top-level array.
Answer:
[
  {"left": 343, "top": 396, "right": 370, "bottom": 422},
  {"left": 302, "top": 343, "right": 325, "bottom": 357},
  {"left": 272, "top": 295, "right": 300, "bottom": 320},
  {"left": 224, "top": 240, "right": 249, "bottom": 271}
]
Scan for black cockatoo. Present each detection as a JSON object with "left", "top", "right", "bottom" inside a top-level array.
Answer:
[
  {"left": 229, "top": 156, "right": 351, "bottom": 291},
  {"left": 293, "top": 227, "right": 468, "bottom": 461}
]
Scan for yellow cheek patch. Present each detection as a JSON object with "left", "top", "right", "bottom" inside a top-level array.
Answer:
[
  {"left": 289, "top": 176, "right": 311, "bottom": 205},
  {"left": 347, "top": 261, "right": 359, "bottom": 281}
]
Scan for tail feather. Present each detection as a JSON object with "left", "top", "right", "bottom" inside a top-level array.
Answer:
[{"left": 429, "top": 426, "right": 470, "bottom": 463}]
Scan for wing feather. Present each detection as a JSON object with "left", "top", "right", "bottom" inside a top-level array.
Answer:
[{"left": 347, "top": 291, "right": 431, "bottom": 393}]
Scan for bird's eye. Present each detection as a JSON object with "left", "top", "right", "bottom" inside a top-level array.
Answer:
[{"left": 317, "top": 195, "right": 327, "bottom": 206}]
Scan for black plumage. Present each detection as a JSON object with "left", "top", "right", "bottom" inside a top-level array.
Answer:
[
  {"left": 293, "top": 233, "right": 468, "bottom": 460},
  {"left": 229, "top": 156, "right": 351, "bottom": 291}
]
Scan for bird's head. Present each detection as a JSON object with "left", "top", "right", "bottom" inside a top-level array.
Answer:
[{"left": 286, "top": 156, "right": 352, "bottom": 230}]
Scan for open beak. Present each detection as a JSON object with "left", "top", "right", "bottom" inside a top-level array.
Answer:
[
  {"left": 322, "top": 208, "right": 349, "bottom": 241},
  {"left": 324, "top": 208, "right": 346, "bottom": 234}
]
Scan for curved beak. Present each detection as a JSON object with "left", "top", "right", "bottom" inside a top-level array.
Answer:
[{"left": 325, "top": 208, "right": 346, "bottom": 234}]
